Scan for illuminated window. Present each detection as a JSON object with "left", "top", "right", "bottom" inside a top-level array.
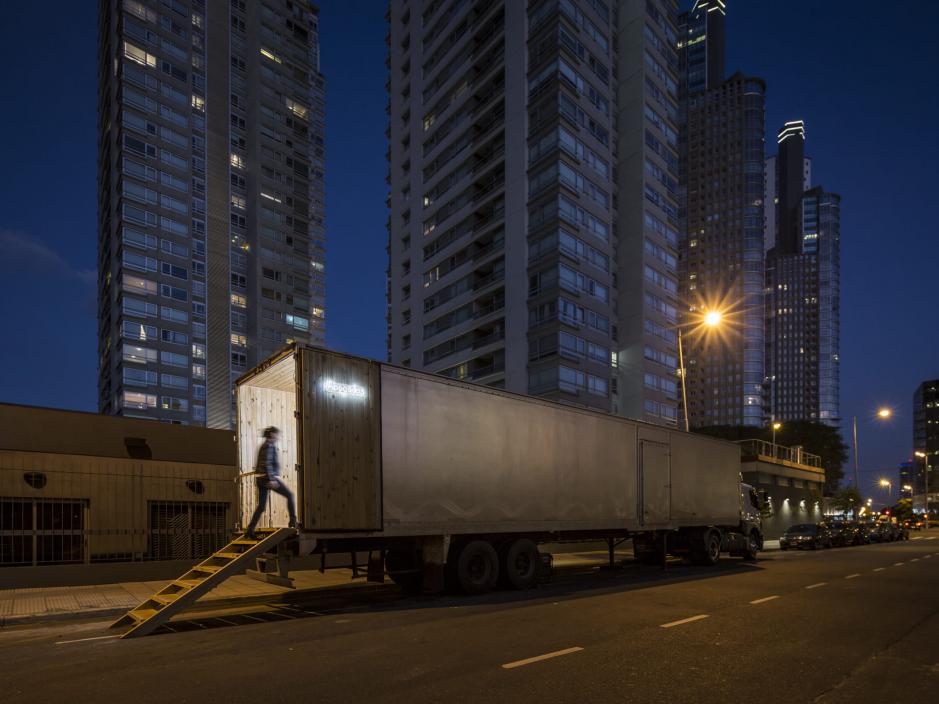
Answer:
[
  {"left": 192, "top": 343, "right": 206, "bottom": 359},
  {"left": 230, "top": 293, "right": 247, "bottom": 308},
  {"left": 230, "top": 333, "right": 247, "bottom": 347},
  {"left": 124, "top": 41, "right": 156, "bottom": 68},
  {"left": 122, "top": 345, "right": 157, "bottom": 364},
  {"left": 123, "top": 391, "right": 157, "bottom": 410},
  {"left": 259, "top": 48, "right": 282, "bottom": 63},
  {"left": 230, "top": 195, "right": 246, "bottom": 209},
  {"left": 191, "top": 94, "right": 205, "bottom": 112},
  {"left": 123, "top": 274, "right": 157, "bottom": 295},
  {"left": 284, "top": 97, "right": 308, "bottom": 119},
  {"left": 230, "top": 153, "right": 245, "bottom": 169},
  {"left": 192, "top": 364, "right": 206, "bottom": 379}
]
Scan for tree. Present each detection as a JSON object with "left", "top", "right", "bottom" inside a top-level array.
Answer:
[
  {"left": 694, "top": 420, "right": 849, "bottom": 493},
  {"left": 831, "top": 487, "right": 863, "bottom": 517},
  {"left": 889, "top": 497, "right": 913, "bottom": 523}
]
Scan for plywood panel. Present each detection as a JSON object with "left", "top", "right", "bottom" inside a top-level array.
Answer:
[
  {"left": 237, "top": 380, "right": 298, "bottom": 529},
  {"left": 301, "top": 349, "right": 381, "bottom": 530}
]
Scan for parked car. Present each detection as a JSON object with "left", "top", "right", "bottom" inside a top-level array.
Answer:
[
  {"left": 827, "top": 521, "right": 858, "bottom": 547},
  {"left": 780, "top": 523, "right": 833, "bottom": 550},
  {"left": 871, "top": 522, "right": 900, "bottom": 542},
  {"left": 851, "top": 522, "right": 872, "bottom": 545}
]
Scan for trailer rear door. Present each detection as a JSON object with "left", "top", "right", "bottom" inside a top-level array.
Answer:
[
  {"left": 639, "top": 436, "right": 671, "bottom": 527},
  {"left": 300, "top": 349, "right": 382, "bottom": 531}
]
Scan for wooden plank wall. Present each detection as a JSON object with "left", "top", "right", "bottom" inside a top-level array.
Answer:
[
  {"left": 237, "top": 385, "right": 298, "bottom": 529},
  {"left": 301, "top": 349, "right": 381, "bottom": 530}
]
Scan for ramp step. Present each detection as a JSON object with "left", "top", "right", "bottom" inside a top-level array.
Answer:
[
  {"left": 131, "top": 608, "right": 160, "bottom": 622},
  {"left": 112, "top": 527, "right": 296, "bottom": 638}
]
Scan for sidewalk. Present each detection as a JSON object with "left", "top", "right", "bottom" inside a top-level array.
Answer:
[{"left": 0, "top": 567, "right": 369, "bottom": 627}]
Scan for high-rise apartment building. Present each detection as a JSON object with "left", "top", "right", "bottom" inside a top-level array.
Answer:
[
  {"left": 386, "top": 0, "right": 682, "bottom": 424},
  {"left": 677, "top": 0, "right": 765, "bottom": 428},
  {"left": 764, "top": 122, "right": 840, "bottom": 427},
  {"left": 97, "top": 0, "right": 326, "bottom": 428},
  {"left": 913, "top": 379, "right": 938, "bottom": 500}
]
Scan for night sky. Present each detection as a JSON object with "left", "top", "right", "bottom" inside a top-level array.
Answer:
[{"left": 0, "top": 1, "right": 935, "bottom": 498}]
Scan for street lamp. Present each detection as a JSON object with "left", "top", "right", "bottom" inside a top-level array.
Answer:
[
  {"left": 914, "top": 450, "right": 929, "bottom": 518},
  {"left": 851, "top": 408, "right": 893, "bottom": 489},
  {"left": 677, "top": 309, "right": 724, "bottom": 433},
  {"left": 879, "top": 478, "right": 892, "bottom": 499},
  {"left": 772, "top": 421, "right": 782, "bottom": 449}
]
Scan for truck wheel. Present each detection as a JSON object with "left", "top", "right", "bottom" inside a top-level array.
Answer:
[
  {"left": 451, "top": 540, "right": 499, "bottom": 594},
  {"left": 693, "top": 530, "right": 721, "bottom": 565},
  {"left": 500, "top": 539, "right": 540, "bottom": 590},
  {"left": 742, "top": 531, "right": 760, "bottom": 561},
  {"left": 386, "top": 549, "right": 423, "bottom": 594}
]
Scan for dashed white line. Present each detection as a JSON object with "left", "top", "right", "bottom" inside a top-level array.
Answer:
[
  {"left": 805, "top": 582, "right": 827, "bottom": 590},
  {"left": 502, "top": 647, "right": 584, "bottom": 669},
  {"left": 873, "top": 567, "right": 886, "bottom": 572},
  {"left": 845, "top": 573, "right": 861, "bottom": 580},
  {"left": 749, "top": 595, "right": 780, "bottom": 605},
  {"left": 660, "top": 614, "right": 710, "bottom": 628},
  {"left": 55, "top": 635, "right": 120, "bottom": 645},
  {"left": 923, "top": 555, "right": 932, "bottom": 559},
  {"left": 911, "top": 558, "right": 920, "bottom": 562},
  {"left": 894, "top": 562, "right": 905, "bottom": 567}
]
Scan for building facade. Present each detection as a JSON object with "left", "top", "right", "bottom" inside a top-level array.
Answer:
[
  {"left": 913, "top": 379, "right": 938, "bottom": 502},
  {"left": 97, "top": 0, "right": 326, "bottom": 428},
  {"left": 386, "top": 0, "right": 681, "bottom": 424},
  {"left": 677, "top": 0, "right": 765, "bottom": 428},
  {"left": 764, "top": 122, "right": 841, "bottom": 427}
]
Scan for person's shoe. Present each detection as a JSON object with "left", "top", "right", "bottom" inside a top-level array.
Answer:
[{"left": 244, "top": 530, "right": 257, "bottom": 541}]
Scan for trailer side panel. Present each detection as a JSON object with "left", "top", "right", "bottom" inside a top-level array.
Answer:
[{"left": 379, "top": 366, "right": 639, "bottom": 535}]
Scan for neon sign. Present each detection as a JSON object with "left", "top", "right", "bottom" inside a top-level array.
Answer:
[{"left": 322, "top": 379, "right": 367, "bottom": 399}]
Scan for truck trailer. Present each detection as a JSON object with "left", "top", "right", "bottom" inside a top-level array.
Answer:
[{"left": 235, "top": 345, "right": 763, "bottom": 594}]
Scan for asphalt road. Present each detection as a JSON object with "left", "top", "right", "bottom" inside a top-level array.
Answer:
[{"left": 2, "top": 534, "right": 938, "bottom": 704}]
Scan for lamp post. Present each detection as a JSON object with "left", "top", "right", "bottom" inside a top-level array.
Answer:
[
  {"left": 677, "top": 309, "right": 723, "bottom": 434},
  {"left": 851, "top": 408, "right": 893, "bottom": 489},
  {"left": 771, "top": 422, "right": 782, "bottom": 454},
  {"left": 879, "top": 478, "right": 892, "bottom": 502},
  {"left": 915, "top": 450, "right": 928, "bottom": 519}
]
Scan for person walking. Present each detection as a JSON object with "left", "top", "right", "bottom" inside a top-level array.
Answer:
[{"left": 245, "top": 426, "right": 297, "bottom": 539}]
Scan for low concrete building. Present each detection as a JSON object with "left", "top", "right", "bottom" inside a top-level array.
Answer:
[
  {"left": 738, "top": 439, "right": 826, "bottom": 539},
  {"left": 0, "top": 404, "right": 236, "bottom": 569}
]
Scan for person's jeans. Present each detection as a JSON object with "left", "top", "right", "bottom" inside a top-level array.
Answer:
[{"left": 246, "top": 478, "right": 297, "bottom": 532}]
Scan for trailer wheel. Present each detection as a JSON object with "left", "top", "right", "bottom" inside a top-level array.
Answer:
[
  {"left": 386, "top": 549, "right": 423, "bottom": 594},
  {"left": 692, "top": 529, "right": 721, "bottom": 565},
  {"left": 500, "top": 539, "right": 540, "bottom": 590},
  {"left": 451, "top": 540, "right": 499, "bottom": 594}
]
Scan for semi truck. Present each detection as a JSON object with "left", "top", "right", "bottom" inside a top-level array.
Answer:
[{"left": 236, "top": 345, "right": 763, "bottom": 594}]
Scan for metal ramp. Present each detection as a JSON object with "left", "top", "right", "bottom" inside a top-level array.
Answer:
[{"left": 110, "top": 527, "right": 295, "bottom": 639}]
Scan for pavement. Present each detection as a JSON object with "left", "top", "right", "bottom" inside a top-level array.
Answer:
[
  {"left": 1, "top": 531, "right": 937, "bottom": 703},
  {"left": 0, "top": 545, "right": 631, "bottom": 626}
]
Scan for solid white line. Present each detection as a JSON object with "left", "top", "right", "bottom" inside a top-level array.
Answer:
[
  {"left": 55, "top": 634, "right": 120, "bottom": 645},
  {"left": 873, "top": 567, "right": 886, "bottom": 572},
  {"left": 660, "top": 614, "right": 709, "bottom": 628},
  {"left": 749, "top": 595, "right": 780, "bottom": 605},
  {"left": 805, "top": 582, "right": 827, "bottom": 590},
  {"left": 845, "top": 573, "right": 861, "bottom": 580},
  {"left": 502, "top": 647, "right": 584, "bottom": 669}
]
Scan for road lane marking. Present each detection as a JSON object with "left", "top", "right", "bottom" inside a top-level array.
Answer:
[
  {"left": 805, "top": 582, "right": 827, "bottom": 590},
  {"left": 873, "top": 567, "right": 886, "bottom": 572},
  {"left": 749, "top": 596, "right": 780, "bottom": 604},
  {"left": 912, "top": 536, "right": 924, "bottom": 540},
  {"left": 924, "top": 555, "right": 932, "bottom": 559},
  {"left": 911, "top": 558, "right": 920, "bottom": 562},
  {"left": 55, "top": 635, "right": 120, "bottom": 645},
  {"left": 660, "top": 614, "right": 709, "bottom": 628},
  {"left": 894, "top": 562, "right": 905, "bottom": 567},
  {"left": 925, "top": 537, "right": 936, "bottom": 541},
  {"left": 845, "top": 574, "right": 861, "bottom": 579},
  {"left": 502, "top": 647, "right": 584, "bottom": 669}
]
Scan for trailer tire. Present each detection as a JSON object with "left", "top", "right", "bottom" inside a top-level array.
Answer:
[
  {"left": 386, "top": 549, "right": 423, "bottom": 594},
  {"left": 500, "top": 539, "right": 540, "bottom": 590},
  {"left": 451, "top": 540, "right": 499, "bottom": 595},
  {"left": 692, "top": 529, "right": 721, "bottom": 565}
]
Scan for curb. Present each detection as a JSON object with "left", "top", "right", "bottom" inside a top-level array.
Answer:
[{"left": 0, "top": 581, "right": 388, "bottom": 629}]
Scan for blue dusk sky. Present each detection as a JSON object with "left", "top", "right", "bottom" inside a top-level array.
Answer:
[{"left": 0, "top": 1, "right": 935, "bottom": 495}]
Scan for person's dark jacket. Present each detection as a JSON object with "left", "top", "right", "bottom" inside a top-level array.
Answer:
[{"left": 255, "top": 440, "right": 280, "bottom": 482}]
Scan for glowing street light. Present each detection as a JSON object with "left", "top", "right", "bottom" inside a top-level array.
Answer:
[
  {"left": 914, "top": 450, "right": 929, "bottom": 517},
  {"left": 851, "top": 407, "right": 894, "bottom": 489},
  {"left": 879, "top": 478, "right": 892, "bottom": 498},
  {"left": 677, "top": 309, "right": 726, "bottom": 433},
  {"left": 771, "top": 421, "right": 782, "bottom": 449},
  {"left": 703, "top": 310, "right": 722, "bottom": 327}
]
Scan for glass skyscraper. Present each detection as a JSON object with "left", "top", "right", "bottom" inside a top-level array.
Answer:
[{"left": 97, "top": 0, "right": 326, "bottom": 428}]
